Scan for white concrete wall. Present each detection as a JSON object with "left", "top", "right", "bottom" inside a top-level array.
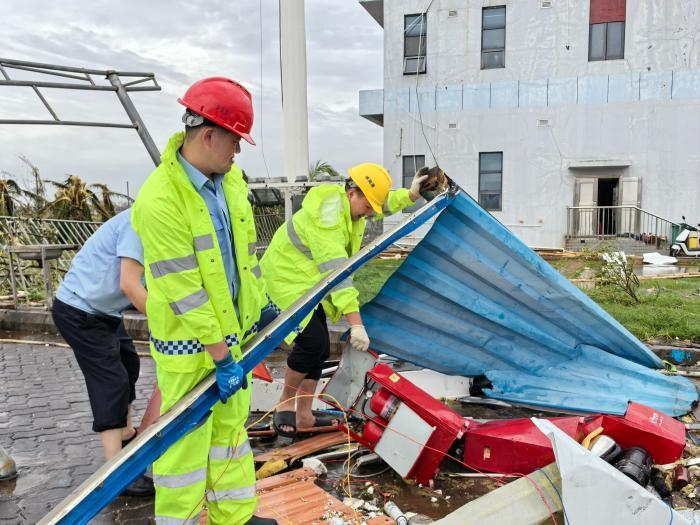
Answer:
[{"left": 374, "top": 0, "right": 700, "bottom": 248}]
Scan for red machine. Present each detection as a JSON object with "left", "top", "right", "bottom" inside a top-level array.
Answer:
[
  {"left": 464, "top": 402, "right": 687, "bottom": 474},
  {"left": 323, "top": 349, "right": 687, "bottom": 484}
]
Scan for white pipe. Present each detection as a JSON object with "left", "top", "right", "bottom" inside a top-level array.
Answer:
[{"left": 279, "top": 0, "right": 309, "bottom": 189}]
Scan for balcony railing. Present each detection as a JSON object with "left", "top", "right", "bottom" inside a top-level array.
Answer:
[{"left": 566, "top": 206, "right": 678, "bottom": 251}]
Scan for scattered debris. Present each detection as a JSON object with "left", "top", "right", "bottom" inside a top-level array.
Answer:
[{"left": 301, "top": 457, "right": 327, "bottom": 476}]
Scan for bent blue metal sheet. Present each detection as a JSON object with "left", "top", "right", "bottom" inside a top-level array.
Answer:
[{"left": 362, "top": 192, "right": 698, "bottom": 416}]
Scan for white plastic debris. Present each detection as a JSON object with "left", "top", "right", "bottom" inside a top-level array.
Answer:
[
  {"left": 430, "top": 497, "right": 438, "bottom": 503},
  {"left": 643, "top": 252, "right": 677, "bottom": 265},
  {"left": 342, "top": 497, "right": 364, "bottom": 510},
  {"left": 366, "top": 485, "right": 374, "bottom": 495},
  {"left": 532, "top": 418, "right": 691, "bottom": 525},
  {"left": 363, "top": 502, "right": 379, "bottom": 512},
  {"left": 301, "top": 457, "right": 327, "bottom": 476}
]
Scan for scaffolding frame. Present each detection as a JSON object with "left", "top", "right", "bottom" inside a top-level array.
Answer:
[{"left": 0, "top": 57, "right": 162, "bottom": 165}]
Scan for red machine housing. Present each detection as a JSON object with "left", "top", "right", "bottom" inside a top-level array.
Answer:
[
  {"left": 463, "top": 402, "right": 687, "bottom": 474},
  {"left": 323, "top": 351, "right": 687, "bottom": 483},
  {"left": 342, "top": 363, "right": 468, "bottom": 485}
]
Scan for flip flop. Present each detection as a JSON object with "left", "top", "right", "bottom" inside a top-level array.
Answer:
[
  {"left": 273, "top": 410, "right": 297, "bottom": 438},
  {"left": 121, "top": 429, "right": 138, "bottom": 448},
  {"left": 296, "top": 412, "right": 340, "bottom": 436}
]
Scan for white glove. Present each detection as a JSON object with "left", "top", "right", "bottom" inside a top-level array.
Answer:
[
  {"left": 409, "top": 168, "right": 430, "bottom": 201},
  {"left": 349, "top": 324, "right": 370, "bottom": 352}
]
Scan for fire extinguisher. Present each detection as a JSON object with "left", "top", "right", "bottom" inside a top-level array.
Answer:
[{"left": 371, "top": 388, "right": 401, "bottom": 420}]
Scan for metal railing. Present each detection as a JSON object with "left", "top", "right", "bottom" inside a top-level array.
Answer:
[
  {"left": 566, "top": 206, "right": 678, "bottom": 251},
  {"left": 0, "top": 212, "right": 286, "bottom": 300}
]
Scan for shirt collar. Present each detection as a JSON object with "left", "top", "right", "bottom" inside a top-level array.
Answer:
[{"left": 177, "top": 150, "right": 209, "bottom": 191}]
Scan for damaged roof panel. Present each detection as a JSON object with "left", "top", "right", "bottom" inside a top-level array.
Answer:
[{"left": 362, "top": 192, "right": 697, "bottom": 415}]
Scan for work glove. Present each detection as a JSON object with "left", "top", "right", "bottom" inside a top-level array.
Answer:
[
  {"left": 349, "top": 324, "right": 370, "bottom": 352},
  {"left": 418, "top": 166, "right": 448, "bottom": 202},
  {"left": 409, "top": 167, "right": 430, "bottom": 202},
  {"left": 214, "top": 352, "right": 248, "bottom": 403}
]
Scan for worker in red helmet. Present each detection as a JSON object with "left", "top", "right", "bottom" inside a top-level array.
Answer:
[{"left": 132, "top": 77, "right": 277, "bottom": 525}]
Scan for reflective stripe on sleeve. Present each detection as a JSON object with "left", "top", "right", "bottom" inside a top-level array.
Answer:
[
  {"left": 317, "top": 257, "right": 348, "bottom": 273},
  {"left": 206, "top": 484, "right": 257, "bottom": 502},
  {"left": 286, "top": 220, "right": 312, "bottom": 259},
  {"left": 194, "top": 234, "right": 214, "bottom": 251},
  {"left": 153, "top": 467, "right": 207, "bottom": 489},
  {"left": 329, "top": 277, "right": 353, "bottom": 294},
  {"left": 169, "top": 288, "right": 209, "bottom": 315},
  {"left": 155, "top": 515, "right": 201, "bottom": 525},
  {"left": 209, "top": 440, "right": 252, "bottom": 461},
  {"left": 150, "top": 254, "right": 198, "bottom": 278}
]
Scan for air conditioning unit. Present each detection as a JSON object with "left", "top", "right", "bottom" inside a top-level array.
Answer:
[
  {"left": 537, "top": 119, "right": 550, "bottom": 127},
  {"left": 541, "top": 0, "right": 553, "bottom": 8},
  {"left": 448, "top": 10, "right": 458, "bottom": 17}
]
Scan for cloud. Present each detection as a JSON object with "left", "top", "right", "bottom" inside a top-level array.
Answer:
[{"left": 0, "top": 0, "right": 383, "bottom": 196}]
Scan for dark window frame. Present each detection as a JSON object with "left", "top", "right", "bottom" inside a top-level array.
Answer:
[
  {"left": 589, "top": 21, "right": 625, "bottom": 61},
  {"left": 402, "top": 154, "right": 426, "bottom": 213},
  {"left": 481, "top": 6, "right": 506, "bottom": 70},
  {"left": 479, "top": 152, "right": 503, "bottom": 212},
  {"left": 404, "top": 13, "right": 427, "bottom": 75}
]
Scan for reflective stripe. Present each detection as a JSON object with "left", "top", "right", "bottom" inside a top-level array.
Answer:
[
  {"left": 155, "top": 515, "right": 201, "bottom": 525},
  {"left": 317, "top": 257, "right": 348, "bottom": 273},
  {"left": 248, "top": 242, "right": 257, "bottom": 255},
  {"left": 330, "top": 277, "right": 353, "bottom": 294},
  {"left": 150, "top": 254, "right": 198, "bottom": 278},
  {"left": 194, "top": 234, "right": 214, "bottom": 251},
  {"left": 150, "top": 332, "right": 239, "bottom": 355},
  {"left": 154, "top": 467, "right": 207, "bottom": 489},
  {"left": 209, "top": 440, "right": 252, "bottom": 461},
  {"left": 169, "top": 288, "right": 209, "bottom": 315},
  {"left": 206, "top": 484, "right": 257, "bottom": 502},
  {"left": 251, "top": 265, "right": 261, "bottom": 278},
  {"left": 286, "top": 220, "right": 312, "bottom": 259}
]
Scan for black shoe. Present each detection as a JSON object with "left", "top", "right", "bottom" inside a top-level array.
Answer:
[
  {"left": 245, "top": 516, "right": 278, "bottom": 525},
  {"left": 121, "top": 475, "right": 155, "bottom": 497}
]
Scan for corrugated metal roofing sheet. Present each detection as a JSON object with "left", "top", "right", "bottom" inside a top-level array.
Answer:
[
  {"left": 256, "top": 468, "right": 393, "bottom": 524},
  {"left": 362, "top": 192, "right": 697, "bottom": 415}
]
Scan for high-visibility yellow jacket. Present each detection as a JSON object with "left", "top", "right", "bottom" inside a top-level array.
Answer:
[
  {"left": 260, "top": 184, "right": 413, "bottom": 339},
  {"left": 132, "top": 132, "right": 266, "bottom": 373}
]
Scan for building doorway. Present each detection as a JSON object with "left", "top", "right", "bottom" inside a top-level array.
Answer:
[{"left": 597, "top": 178, "right": 619, "bottom": 235}]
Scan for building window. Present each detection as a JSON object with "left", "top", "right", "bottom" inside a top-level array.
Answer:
[
  {"left": 404, "top": 14, "right": 426, "bottom": 75},
  {"left": 402, "top": 155, "right": 426, "bottom": 213},
  {"left": 479, "top": 152, "right": 502, "bottom": 211},
  {"left": 589, "top": 0, "right": 625, "bottom": 61},
  {"left": 481, "top": 6, "right": 505, "bottom": 69}
]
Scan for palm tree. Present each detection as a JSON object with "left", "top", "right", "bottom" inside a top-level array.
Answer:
[
  {"left": 0, "top": 178, "right": 22, "bottom": 216},
  {"left": 42, "top": 175, "right": 109, "bottom": 221},
  {"left": 308, "top": 160, "right": 340, "bottom": 181},
  {"left": 90, "top": 184, "right": 133, "bottom": 221}
]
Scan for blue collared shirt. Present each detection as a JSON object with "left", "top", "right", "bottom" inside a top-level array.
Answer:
[
  {"left": 56, "top": 209, "right": 144, "bottom": 317},
  {"left": 177, "top": 151, "right": 239, "bottom": 301}
]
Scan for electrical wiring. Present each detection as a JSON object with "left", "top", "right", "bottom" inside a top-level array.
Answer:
[
  {"left": 258, "top": 0, "right": 271, "bottom": 179},
  {"left": 180, "top": 372, "right": 559, "bottom": 525}
]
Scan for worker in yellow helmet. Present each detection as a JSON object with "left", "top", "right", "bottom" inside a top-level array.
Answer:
[{"left": 260, "top": 163, "right": 428, "bottom": 436}]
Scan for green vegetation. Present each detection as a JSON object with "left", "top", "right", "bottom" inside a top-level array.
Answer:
[
  {"left": 353, "top": 258, "right": 700, "bottom": 343},
  {"left": 354, "top": 258, "right": 402, "bottom": 306}
]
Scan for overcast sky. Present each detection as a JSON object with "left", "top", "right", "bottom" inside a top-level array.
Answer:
[{"left": 0, "top": 0, "right": 383, "bottom": 198}]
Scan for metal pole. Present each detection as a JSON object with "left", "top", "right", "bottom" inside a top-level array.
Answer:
[
  {"left": 279, "top": 0, "right": 310, "bottom": 184},
  {"left": 107, "top": 73, "right": 161, "bottom": 167}
]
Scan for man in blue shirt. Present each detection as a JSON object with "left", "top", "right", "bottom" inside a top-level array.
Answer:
[{"left": 52, "top": 208, "right": 153, "bottom": 496}]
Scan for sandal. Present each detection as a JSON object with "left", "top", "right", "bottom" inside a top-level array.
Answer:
[
  {"left": 121, "top": 429, "right": 138, "bottom": 448},
  {"left": 272, "top": 411, "right": 297, "bottom": 438}
]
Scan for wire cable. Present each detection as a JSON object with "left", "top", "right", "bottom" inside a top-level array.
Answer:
[{"left": 258, "top": 0, "right": 271, "bottom": 178}]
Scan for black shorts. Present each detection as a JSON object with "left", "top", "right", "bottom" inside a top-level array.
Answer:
[
  {"left": 52, "top": 298, "right": 140, "bottom": 433},
  {"left": 287, "top": 306, "right": 330, "bottom": 381}
]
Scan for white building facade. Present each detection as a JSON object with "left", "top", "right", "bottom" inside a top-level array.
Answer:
[{"left": 359, "top": 0, "right": 700, "bottom": 249}]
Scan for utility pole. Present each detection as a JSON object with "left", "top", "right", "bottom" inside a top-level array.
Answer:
[{"left": 279, "top": 0, "right": 310, "bottom": 220}]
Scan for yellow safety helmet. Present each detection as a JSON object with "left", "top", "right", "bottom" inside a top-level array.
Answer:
[{"left": 347, "top": 163, "right": 392, "bottom": 214}]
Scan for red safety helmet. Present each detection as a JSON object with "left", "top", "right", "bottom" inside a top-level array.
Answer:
[{"left": 178, "top": 77, "right": 255, "bottom": 145}]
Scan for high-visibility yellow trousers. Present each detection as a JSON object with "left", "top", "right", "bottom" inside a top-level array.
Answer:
[{"left": 153, "top": 367, "right": 256, "bottom": 525}]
